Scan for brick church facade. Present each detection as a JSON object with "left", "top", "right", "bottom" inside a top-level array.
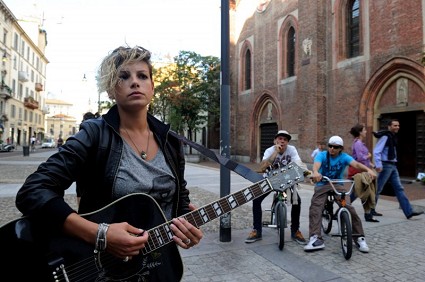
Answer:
[{"left": 228, "top": 0, "right": 425, "bottom": 177}]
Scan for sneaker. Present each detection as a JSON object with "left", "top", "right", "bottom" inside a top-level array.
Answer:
[
  {"left": 291, "top": 230, "right": 307, "bottom": 245},
  {"left": 304, "top": 234, "right": 325, "bottom": 251},
  {"left": 245, "top": 229, "right": 262, "bottom": 243},
  {"left": 356, "top": 237, "right": 369, "bottom": 253}
]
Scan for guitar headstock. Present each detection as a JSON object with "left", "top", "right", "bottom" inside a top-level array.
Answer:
[{"left": 266, "top": 162, "right": 305, "bottom": 192}]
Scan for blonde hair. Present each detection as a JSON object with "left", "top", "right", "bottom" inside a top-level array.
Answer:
[{"left": 97, "top": 46, "right": 153, "bottom": 99}]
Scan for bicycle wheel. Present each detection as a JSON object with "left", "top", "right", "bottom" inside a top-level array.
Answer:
[
  {"left": 275, "top": 202, "right": 286, "bottom": 250},
  {"left": 339, "top": 210, "right": 353, "bottom": 260},
  {"left": 321, "top": 200, "right": 333, "bottom": 234}
]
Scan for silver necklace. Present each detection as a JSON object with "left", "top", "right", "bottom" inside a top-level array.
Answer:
[{"left": 124, "top": 128, "right": 151, "bottom": 160}]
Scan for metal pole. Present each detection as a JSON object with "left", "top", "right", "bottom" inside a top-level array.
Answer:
[{"left": 220, "top": 0, "right": 231, "bottom": 242}]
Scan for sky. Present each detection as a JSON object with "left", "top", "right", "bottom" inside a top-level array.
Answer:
[{"left": 4, "top": 0, "right": 222, "bottom": 117}]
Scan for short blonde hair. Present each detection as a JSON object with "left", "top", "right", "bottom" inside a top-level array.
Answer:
[{"left": 97, "top": 46, "right": 153, "bottom": 99}]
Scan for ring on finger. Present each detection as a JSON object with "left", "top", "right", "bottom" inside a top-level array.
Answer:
[{"left": 183, "top": 238, "right": 191, "bottom": 245}]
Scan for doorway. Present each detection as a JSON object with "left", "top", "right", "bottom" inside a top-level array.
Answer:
[
  {"left": 378, "top": 111, "right": 424, "bottom": 177},
  {"left": 260, "top": 123, "right": 278, "bottom": 158}
]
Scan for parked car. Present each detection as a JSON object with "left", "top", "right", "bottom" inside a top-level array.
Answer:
[
  {"left": 0, "top": 143, "right": 15, "bottom": 152},
  {"left": 41, "top": 139, "right": 56, "bottom": 148}
]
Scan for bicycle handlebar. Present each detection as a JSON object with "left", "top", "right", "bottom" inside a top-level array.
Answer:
[{"left": 320, "top": 176, "right": 355, "bottom": 196}]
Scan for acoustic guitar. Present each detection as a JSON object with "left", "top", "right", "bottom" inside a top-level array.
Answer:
[{"left": 0, "top": 163, "right": 304, "bottom": 281}]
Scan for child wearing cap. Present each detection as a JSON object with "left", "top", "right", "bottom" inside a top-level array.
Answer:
[{"left": 304, "top": 136, "right": 376, "bottom": 253}]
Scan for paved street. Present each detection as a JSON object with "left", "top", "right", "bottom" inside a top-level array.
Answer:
[{"left": 1, "top": 149, "right": 425, "bottom": 281}]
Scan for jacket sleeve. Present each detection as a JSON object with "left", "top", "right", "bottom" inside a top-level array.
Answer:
[{"left": 15, "top": 126, "right": 97, "bottom": 227}]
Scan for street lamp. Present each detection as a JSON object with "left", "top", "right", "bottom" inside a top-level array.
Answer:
[{"left": 82, "top": 73, "right": 101, "bottom": 114}]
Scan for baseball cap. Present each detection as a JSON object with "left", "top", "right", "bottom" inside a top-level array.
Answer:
[
  {"left": 328, "top": 135, "right": 344, "bottom": 146},
  {"left": 275, "top": 130, "right": 292, "bottom": 141}
]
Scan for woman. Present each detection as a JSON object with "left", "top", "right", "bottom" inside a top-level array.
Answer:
[
  {"left": 16, "top": 46, "right": 203, "bottom": 280},
  {"left": 349, "top": 123, "right": 379, "bottom": 222}
]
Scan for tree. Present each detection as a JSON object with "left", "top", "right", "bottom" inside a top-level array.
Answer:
[
  {"left": 151, "top": 51, "right": 220, "bottom": 152},
  {"left": 150, "top": 64, "right": 178, "bottom": 122},
  {"left": 171, "top": 51, "right": 220, "bottom": 145}
]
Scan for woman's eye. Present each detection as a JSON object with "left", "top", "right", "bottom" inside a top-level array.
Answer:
[
  {"left": 138, "top": 73, "right": 148, "bottom": 79},
  {"left": 119, "top": 73, "right": 130, "bottom": 80}
]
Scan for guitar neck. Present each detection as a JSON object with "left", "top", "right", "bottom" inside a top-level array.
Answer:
[
  {"left": 142, "top": 178, "right": 271, "bottom": 254},
  {"left": 142, "top": 162, "right": 304, "bottom": 255}
]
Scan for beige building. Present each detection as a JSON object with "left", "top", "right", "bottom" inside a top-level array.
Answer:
[
  {"left": 0, "top": 1, "right": 49, "bottom": 147},
  {"left": 44, "top": 99, "right": 77, "bottom": 141}
]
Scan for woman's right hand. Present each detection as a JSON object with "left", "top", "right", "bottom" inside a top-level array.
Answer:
[{"left": 105, "top": 222, "right": 149, "bottom": 260}]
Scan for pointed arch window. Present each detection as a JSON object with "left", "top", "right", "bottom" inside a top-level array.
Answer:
[
  {"left": 244, "top": 49, "right": 252, "bottom": 90},
  {"left": 347, "top": 0, "right": 360, "bottom": 58},
  {"left": 287, "top": 27, "right": 296, "bottom": 77},
  {"left": 279, "top": 15, "right": 298, "bottom": 79}
]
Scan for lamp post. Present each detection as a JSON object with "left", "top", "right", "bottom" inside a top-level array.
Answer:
[{"left": 82, "top": 73, "right": 101, "bottom": 114}]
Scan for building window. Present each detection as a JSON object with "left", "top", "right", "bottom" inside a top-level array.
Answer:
[
  {"left": 280, "top": 15, "right": 298, "bottom": 79},
  {"left": 287, "top": 26, "right": 296, "bottom": 77},
  {"left": 11, "top": 105, "right": 16, "bottom": 118},
  {"left": 3, "top": 28, "right": 7, "bottom": 44},
  {"left": 244, "top": 49, "right": 252, "bottom": 90},
  {"left": 348, "top": 0, "right": 360, "bottom": 58}
]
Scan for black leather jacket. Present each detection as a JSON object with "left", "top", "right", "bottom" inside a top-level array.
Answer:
[{"left": 16, "top": 105, "right": 190, "bottom": 227}]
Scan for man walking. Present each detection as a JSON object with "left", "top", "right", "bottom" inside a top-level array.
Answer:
[{"left": 373, "top": 119, "right": 424, "bottom": 219}]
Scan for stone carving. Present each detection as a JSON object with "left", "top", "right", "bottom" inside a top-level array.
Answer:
[
  {"left": 302, "top": 38, "right": 312, "bottom": 56},
  {"left": 396, "top": 78, "right": 408, "bottom": 107}
]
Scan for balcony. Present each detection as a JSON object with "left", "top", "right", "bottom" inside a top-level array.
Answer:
[
  {"left": 35, "top": 82, "right": 44, "bottom": 91},
  {"left": 0, "top": 82, "right": 12, "bottom": 100},
  {"left": 18, "top": 71, "right": 29, "bottom": 82},
  {"left": 24, "top": 96, "right": 39, "bottom": 110}
]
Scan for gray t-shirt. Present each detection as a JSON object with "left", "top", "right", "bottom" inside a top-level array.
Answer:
[{"left": 114, "top": 141, "right": 176, "bottom": 219}]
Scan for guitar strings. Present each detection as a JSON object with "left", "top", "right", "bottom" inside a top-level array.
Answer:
[{"left": 143, "top": 181, "right": 266, "bottom": 255}]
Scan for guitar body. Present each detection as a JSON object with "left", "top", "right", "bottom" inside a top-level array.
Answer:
[{"left": 0, "top": 193, "right": 183, "bottom": 282}]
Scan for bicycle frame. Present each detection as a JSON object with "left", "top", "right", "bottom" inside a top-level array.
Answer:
[
  {"left": 268, "top": 188, "right": 290, "bottom": 228},
  {"left": 321, "top": 176, "right": 355, "bottom": 260},
  {"left": 321, "top": 177, "right": 354, "bottom": 231}
]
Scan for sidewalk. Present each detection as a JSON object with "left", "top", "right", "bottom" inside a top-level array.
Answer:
[
  {"left": 180, "top": 162, "right": 425, "bottom": 282},
  {"left": 1, "top": 151, "right": 425, "bottom": 281}
]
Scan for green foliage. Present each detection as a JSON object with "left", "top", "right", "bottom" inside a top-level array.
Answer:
[{"left": 152, "top": 51, "right": 220, "bottom": 143}]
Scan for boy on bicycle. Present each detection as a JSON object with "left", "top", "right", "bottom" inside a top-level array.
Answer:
[
  {"left": 245, "top": 130, "right": 308, "bottom": 245},
  {"left": 305, "top": 136, "right": 376, "bottom": 253}
]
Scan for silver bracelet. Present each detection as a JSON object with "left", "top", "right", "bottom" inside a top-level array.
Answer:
[{"left": 94, "top": 223, "right": 110, "bottom": 253}]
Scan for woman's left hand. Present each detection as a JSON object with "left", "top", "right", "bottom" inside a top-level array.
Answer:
[{"left": 171, "top": 216, "right": 203, "bottom": 249}]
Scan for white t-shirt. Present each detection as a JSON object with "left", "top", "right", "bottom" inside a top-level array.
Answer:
[
  {"left": 262, "top": 144, "right": 306, "bottom": 204},
  {"left": 262, "top": 144, "right": 307, "bottom": 171},
  {"left": 311, "top": 148, "right": 320, "bottom": 159}
]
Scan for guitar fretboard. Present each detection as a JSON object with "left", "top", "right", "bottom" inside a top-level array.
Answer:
[
  {"left": 142, "top": 178, "right": 271, "bottom": 254},
  {"left": 141, "top": 163, "right": 303, "bottom": 255}
]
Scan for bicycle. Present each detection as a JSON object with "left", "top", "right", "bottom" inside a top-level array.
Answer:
[
  {"left": 263, "top": 164, "right": 308, "bottom": 250},
  {"left": 319, "top": 176, "right": 356, "bottom": 260},
  {"left": 263, "top": 184, "right": 297, "bottom": 250}
]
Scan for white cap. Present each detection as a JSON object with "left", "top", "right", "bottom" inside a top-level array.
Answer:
[
  {"left": 328, "top": 136, "right": 343, "bottom": 146},
  {"left": 275, "top": 130, "right": 292, "bottom": 141}
]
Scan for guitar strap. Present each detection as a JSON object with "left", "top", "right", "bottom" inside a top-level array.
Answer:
[{"left": 169, "top": 131, "right": 263, "bottom": 183}]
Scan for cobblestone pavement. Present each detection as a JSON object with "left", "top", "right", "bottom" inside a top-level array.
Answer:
[{"left": 1, "top": 150, "right": 425, "bottom": 281}]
